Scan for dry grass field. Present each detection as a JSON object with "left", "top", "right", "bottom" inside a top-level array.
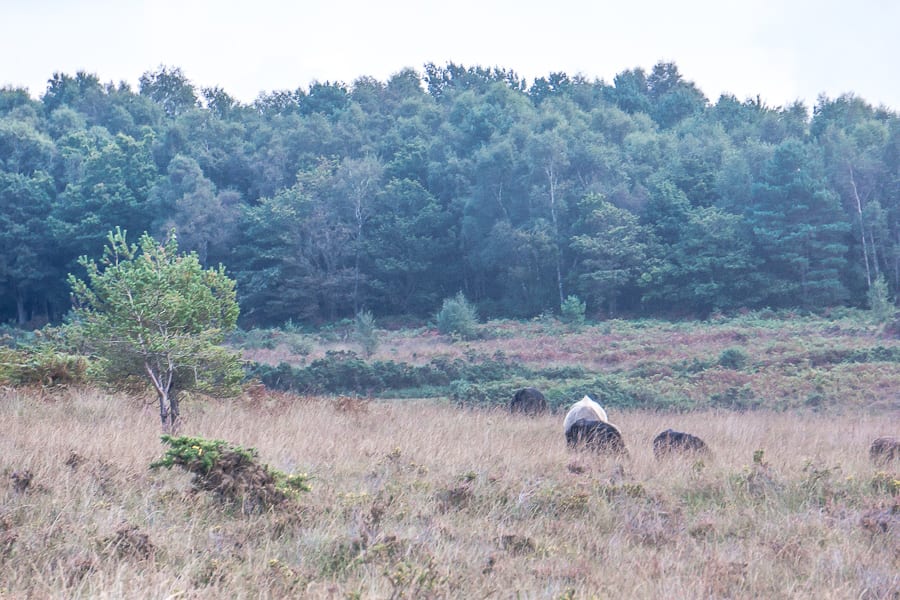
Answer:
[{"left": 2, "top": 384, "right": 898, "bottom": 599}]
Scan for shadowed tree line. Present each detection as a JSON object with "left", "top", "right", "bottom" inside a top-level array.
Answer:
[{"left": 1, "top": 62, "right": 899, "bottom": 327}]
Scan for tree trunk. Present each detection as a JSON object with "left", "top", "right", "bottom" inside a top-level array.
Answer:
[
  {"left": 16, "top": 292, "right": 27, "bottom": 326},
  {"left": 158, "top": 386, "right": 180, "bottom": 433},
  {"left": 169, "top": 389, "right": 180, "bottom": 432},
  {"left": 869, "top": 228, "right": 881, "bottom": 278},
  {"left": 16, "top": 295, "right": 28, "bottom": 325},
  {"left": 147, "top": 362, "right": 178, "bottom": 433},
  {"left": 354, "top": 209, "right": 362, "bottom": 316},
  {"left": 849, "top": 164, "right": 872, "bottom": 288},
  {"left": 546, "top": 164, "right": 565, "bottom": 307}
]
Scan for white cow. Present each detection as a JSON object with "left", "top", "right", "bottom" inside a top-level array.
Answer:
[{"left": 563, "top": 395, "right": 610, "bottom": 434}]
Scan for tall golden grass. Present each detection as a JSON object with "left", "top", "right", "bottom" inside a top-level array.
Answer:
[{"left": 2, "top": 386, "right": 897, "bottom": 598}]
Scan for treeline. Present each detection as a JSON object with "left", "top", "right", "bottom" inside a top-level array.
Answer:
[{"left": 2, "top": 62, "right": 899, "bottom": 327}]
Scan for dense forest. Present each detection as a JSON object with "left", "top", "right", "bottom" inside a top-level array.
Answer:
[{"left": 1, "top": 62, "right": 899, "bottom": 327}]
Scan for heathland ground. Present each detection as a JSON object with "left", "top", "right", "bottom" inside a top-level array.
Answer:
[{"left": 2, "top": 312, "right": 898, "bottom": 598}]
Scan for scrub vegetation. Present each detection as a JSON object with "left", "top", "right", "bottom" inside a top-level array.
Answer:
[{"left": 2, "top": 313, "right": 898, "bottom": 598}]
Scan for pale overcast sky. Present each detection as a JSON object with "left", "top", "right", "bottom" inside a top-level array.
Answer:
[{"left": 2, "top": 0, "right": 898, "bottom": 112}]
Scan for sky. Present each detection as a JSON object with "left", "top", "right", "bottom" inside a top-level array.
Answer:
[{"left": 2, "top": 0, "right": 899, "bottom": 112}]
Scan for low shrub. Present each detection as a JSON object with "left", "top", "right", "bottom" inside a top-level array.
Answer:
[
  {"left": 807, "top": 346, "right": 900, "bottom": 366},
  {"left": 718, "top": 347, "right": 748, "bottom": 370},
  {"left": 559, "top": 296, "right": 586, "bottom": 327},
  {"left": 245, "top": 350, "right": 532, "bottom": 396},
  {"left": 709, "top": 385, "right": 761, "bottom": 410},
  {"left": 150, "top": 435, "right": 310, "bottom": 513},
  {"left": 435, "top": 292, "right": 479, "bottom": 340},
  {"left": 0, "top": 345, "right": 90, "bottom": 387},
  {"left": 354, "top": 310, "right": 379, "bottom": 357},
  {"left": 227, "top": 328, "right": 313, "bottom": 356},
  {"left": 543, "top": 376, "right": 643, "bottom": 411}
]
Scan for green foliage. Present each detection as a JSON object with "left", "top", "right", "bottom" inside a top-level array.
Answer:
[
  {"left": 150, "top": 434, "right": 240, "bottom": 473},
  {"left": 435, "top": 292, "right": 479, "bottom": 340},
  {"left": 570, "top": 195, "right": 649, "bottom": 315},
  {"left": 642, "top": 206, "right": 758, "bottom": 315},
  {"left": 710, "top": 386, "right": 761, "bottom": 410},
  {"left": 233, "top": 328, "right": 281, "bottom": 350},
  {"left": 4, "top": 60, "right": 900, "bottom": 329},
  {"left": 718, "top": 347, "right": 749, "bottom": 370},
  {"left": 0, "top": 345, "right": 90, "bottom": 387},
  {"left": 0, "top": 324, "right": 35, "bottom": 348},
  {"left": 228, "top": 328, "right": 313, "bottom": 356},
  {"left": 747, "top": 139, "right": 850, "bottom": 308},
  {"left": 68, "top": 229, "right": 243, "bottom": 429},
  {"left": 151, "top": 435, "right": 310, "bottom": 512},
  {"left": 449, "top": 374, "right": 641, "bottom": 410},
  {"left": 867, "top": 275, "right": 894, "bottom": 324},
  {"left": 543, "top": 376, "right": 643, "bottom": 411},
  {"left": 354, "top": 310, "right": 379, "bottom": 357},
  {"left": 559, "top": 295, "right": 586, "bottom": 327},
  {"left": 245, "top": 350, "right": 537, "bottom": 396}
]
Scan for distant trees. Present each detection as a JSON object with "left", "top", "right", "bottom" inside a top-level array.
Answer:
[
  {"left": 0, "top": 61, "right": 897, "bottom": 327},
  {"left": 570, "top": 194, "right": 649, "bottom": 316},
  {"left": 139, "top": 66, "right": 198, "bottom": 117},
  {"left": 0, "top": 171, "right": 57, "bottom": 324},
  {"left": 747, "top": 139, "right": 850, "bottom": 307}
]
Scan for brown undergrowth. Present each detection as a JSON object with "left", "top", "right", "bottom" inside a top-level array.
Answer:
[
  {"left": 241, "top": 312, "right": 900, "bottom": 412},
  {"left": 1, "top": 385, "right": 898, "bottom": 598}
]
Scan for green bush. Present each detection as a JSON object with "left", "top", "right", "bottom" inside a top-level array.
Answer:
[
  {"left": 245, "top": 349, "right": 531, "bottom": 396},
  {"left": 151, "top": 435, "right": 310, "bottom": 513},
  {"left": 718, "top": 347, "right": 748, "bottom": 370},
  {"left": 867, "top": 275, "right": 894, "bottom": 324},
  {"left": 559, "top": 295, "right": 586, "bottom": 327},
  {"left": 450, "top": 377, "right": 545, "bottom": 408},
  {"left": 0, "top": 325, "right": 36, "bottom": 349},
  {"left": 354, "top": 310, "right": 379, "bottom": 357},
  {"left": 542, "top": 376, "right": 643, "bottom": 411},
  {"left": 709, "top": 385, "right": 760, "bottom": 410},
  {"left": 230, "top": 328, "right": 281, "bottom": 350},
  {"left": 285, "top": 334, "right": 313, "bottom": 356},
  {"left": 436, "top": 292, "right": 479, "bottom": 340},
  {"left": 0, "top": 345, "right": 90, "bottom": 387}
]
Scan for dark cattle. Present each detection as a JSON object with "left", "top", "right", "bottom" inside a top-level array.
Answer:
[
  {"left": 566, "top": 418, "right": 627, "bottom": 455},
  {"left": 510, "top": 387, "right": 547, "bottom": 415},
  {"left": 869, "top": 437, "right": 899, "bottom": 465},
  {"left": 653, "top": 429, "right": 710, "bottom": 459}
]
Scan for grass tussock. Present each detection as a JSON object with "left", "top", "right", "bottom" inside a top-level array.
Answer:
[{"left": 1, "top": 386, "right": 898, "bottom": 598}]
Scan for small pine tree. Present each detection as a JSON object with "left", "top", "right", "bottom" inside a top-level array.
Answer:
[
  {"left": 867, "top": 275, "right": 894, "bottom": 324},
  {"left": 68, "top": 228, "right": 242, "bottom": 432},
  {"left": 354, "top": 310, "right": 379, "bottom": 357},
  {"left": 436, "top": 292, "right": 479, "bottom": 340},
  {"left": 560, "top": 295, "right": 586, "bottom": 327}
]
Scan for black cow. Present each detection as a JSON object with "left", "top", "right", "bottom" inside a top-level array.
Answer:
[
  {"left": 510, "top": 387, "right": 547, "bottom": 415},
  {"left": 566, "top": 418, "right": 627, "bottom": 455},
  {"left": 869, "top": 437, "right": 899, "bottom": 465},
  {"left": 653, "top": 429, "right": 710, "bottom": 459}
]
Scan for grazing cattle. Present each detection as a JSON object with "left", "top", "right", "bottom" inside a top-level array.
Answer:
[
  {"left": 869, "top": 437, "right": 899, "bottom": 465},
  {"left": 652, "top": 429, "right": 710, "bottom": 459},
  {"left": 563, "top": 395, "right": 610, "bottom": 433},
  {"left": 510, "top": 387, "right": 547, "bottom": 415},
  {"left": 565, "top": 418, "right": 627, "bottom": 455}
]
